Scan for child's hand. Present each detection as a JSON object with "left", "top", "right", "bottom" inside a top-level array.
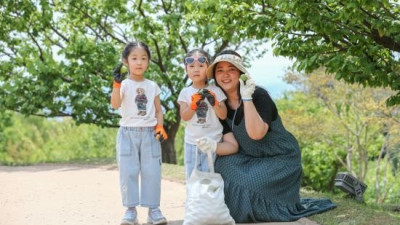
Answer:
[
  {"left": 154, "top": 125, "right": 168, "bottom": 142},
  {"left": 196, "top": 137, "right": 217, "bottom": 154},
  {"left": 191, "top": 93, "right": 203, "bottom": 110},
  {"left": 113, "top": 63, "right": 128, "bottom": 83},
  {"left": 205, "top": 90, "right": 218, "bottom": 107}
]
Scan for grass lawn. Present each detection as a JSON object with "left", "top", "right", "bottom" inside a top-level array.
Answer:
[
  {"left": 162, "top": 163, "right": 400, "bottom": 225},
  {"left": 302, "top": 189, "right": 400, "bottom": 225}
]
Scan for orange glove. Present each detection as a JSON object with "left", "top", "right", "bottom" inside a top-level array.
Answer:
[
  {"left": 191, "top": 93, "right": 203, "bottom": 110},
  {"left": 155, "top": 125, "right": 168, "bottom": 142},
  {"left": 113, "top": 81, "right": 121, "bottom": 88}
]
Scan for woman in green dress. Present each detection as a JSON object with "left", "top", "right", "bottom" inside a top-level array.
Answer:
[{"left": 197, "top": 49, "right": 337, "bottom": 223}]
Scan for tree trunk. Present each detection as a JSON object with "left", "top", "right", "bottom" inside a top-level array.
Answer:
[
  {"left": 161, "top": 138, "right": 176, "bottom": 164},
  {"left": 161, "top": 117, "right": 181, "bottom": 164}
]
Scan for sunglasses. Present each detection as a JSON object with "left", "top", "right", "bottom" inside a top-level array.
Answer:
[{"left": 184, "top": 57, "right": 208, "bottom": 65}]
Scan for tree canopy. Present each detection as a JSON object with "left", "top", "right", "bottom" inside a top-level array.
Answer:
[
  {"left": 0, "top": 0, "right": 263, "bottom": 163},
  {"left": 2, "top": 0, "right": 400, "bottom": 163},
  {"left": 193, "top": 0, "right": 400, "bottom": 105}
]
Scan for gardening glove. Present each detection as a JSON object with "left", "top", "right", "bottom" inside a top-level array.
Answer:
[
  {"left": 205, "top": 90, "right": 218, "bottom": 107},
  {"left": 154, "top": 125, "right": 168, "bottom": 142},
  {"left": 113, "top": 63, "right": 128, "bottom": 84},
  {"left": 190, "top": 92, "right": 204, "bottom": 110},
  {"left": 239, "top": 76, "right": 256, "bottom": 100},
  {"left": 196, "top": 137, "right": 217, "bottom": 154}
]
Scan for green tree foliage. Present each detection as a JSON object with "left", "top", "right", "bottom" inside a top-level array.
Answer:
[
  {"left": 279, "top": 69, "right": 400, "bottom": 203},
  {"left": 0, "top": 112, "right": 116, "bottom": 165},
  {"left": 174, "top": 123, "right": 185, "bottom": 166},
  {"left": 0, "top": 0, "right": 263, "bottom": 163},
  {"left": 0, "top": 111, "right": 188, "bottom": 166},
  {"left": 194, "top": 0, "right": 400, "bottom": 105},
  {"left": 277, "top": 92, "right": 342, "bottom": 191},
  {"left": 0, "top": 110, "right": 13, "bottom": 146}
]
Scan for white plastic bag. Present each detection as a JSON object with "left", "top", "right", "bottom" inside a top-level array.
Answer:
[{"left": 183, "top": 150, "right": 235, "bottom": 225}]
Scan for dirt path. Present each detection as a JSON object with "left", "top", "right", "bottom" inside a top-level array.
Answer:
[{"left": 0, "top": 164, "right": 318, "bottom": 225}]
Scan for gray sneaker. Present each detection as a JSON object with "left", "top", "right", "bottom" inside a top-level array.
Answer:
[
  {"left": 120, "top": 208, "right": 138, "bottom": 225},
  {"left": 147, "top": 207, "right": 167, "bottom": 224}
]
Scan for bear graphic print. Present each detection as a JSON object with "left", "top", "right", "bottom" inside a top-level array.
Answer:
[
  {"left": 195, "top": 99, "right": 208, "bottom": 124},
  {"left": 135, "top": 87, "right": 148, "bottom": 116}
]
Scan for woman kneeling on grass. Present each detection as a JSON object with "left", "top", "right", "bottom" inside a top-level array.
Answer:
[{"left": 197, "top": 49, "right": 337, "bottom": 223}]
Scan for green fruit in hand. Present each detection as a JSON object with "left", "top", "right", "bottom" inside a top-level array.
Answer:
[
  {"left": 120, "top": 65, "right": 128, "bottom": 74},
  {"left": 240, "top": 74, "right": 248, "bottom": 82}
]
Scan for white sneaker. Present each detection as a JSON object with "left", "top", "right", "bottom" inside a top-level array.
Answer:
[
  {"left": 120, "top": 208, "right": 138, "bottom": 225},
  {"left": 147, "top": 207, "right": 167, "bottom": 224}
]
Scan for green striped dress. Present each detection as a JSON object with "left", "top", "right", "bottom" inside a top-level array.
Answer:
[{"left": 215, "top": 115, "right": 336, "bottom": 222}]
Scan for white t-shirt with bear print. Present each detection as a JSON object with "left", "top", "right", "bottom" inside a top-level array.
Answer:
[
  {"left": 178, "top": 84, "right": 227, "bottom": 145},
  {"left": 119, "top": 79, "right": 161, "bottom": 127}
]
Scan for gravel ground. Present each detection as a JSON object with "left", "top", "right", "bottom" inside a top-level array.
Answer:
[{"left": 0, "top": 164, "right": 318, "bottom": 225}]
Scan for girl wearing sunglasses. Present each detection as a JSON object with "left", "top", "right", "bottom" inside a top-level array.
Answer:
[{"left": 178, "top": 49, "right": 238, "bottom": 180}]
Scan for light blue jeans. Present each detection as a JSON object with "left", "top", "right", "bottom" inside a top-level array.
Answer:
[
  {"left": 116, "top": 127, "right": 162, "bottom": 208},
  {"left": 184, "top": 142, "right": 216, "bottom": 180}
]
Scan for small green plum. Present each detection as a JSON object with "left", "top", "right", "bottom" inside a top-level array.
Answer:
[
  {"left": 240, "top": 74, "right": 248, "bottom": 82},
  {"left": 120, "top": 65, "right": 128, "bottom": 74}
]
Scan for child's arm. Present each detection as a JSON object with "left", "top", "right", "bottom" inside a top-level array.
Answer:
[
  {"left": 111, "top": 63, "right": 126, "bottom": 109},
  {"left": 111, "top": 86, "right": 122, "bottom": 109},
  {"left": 154, "top": 95, "right": 168, "bottom": 141},
  {"left": 214, "top": 101, "right": 227, "bottom": 120},
  {"left": 179, "top": 101, "right": 196, "bottom": 121},
  {"left": 154, "top": 95, "right": 163, "bottom": 126},
  {"left": 179, "top": 92, "right": 202, "bottom": 121},
  {"left": 205, "top": 89, "right": 227, "bottom": 120}
]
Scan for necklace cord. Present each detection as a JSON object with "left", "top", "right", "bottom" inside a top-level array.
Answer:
[{"left": 231, "top": 100, "right": 242, "bottom": 131}]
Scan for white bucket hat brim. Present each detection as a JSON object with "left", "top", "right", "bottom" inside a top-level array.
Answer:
[{"left": 206, "top": 54, "right": 250, "bottom": 79}]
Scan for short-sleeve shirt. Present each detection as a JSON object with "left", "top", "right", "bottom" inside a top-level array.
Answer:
[
  {"left": 220, "top": 118, "right": 232, "bottom": 135},
  {"left": 178, "top": 84, "right": 227, "bottom": 145},
  {"left": 224, "top": 87, "right": 277, "bottom": 129},
  {"left": 119, "top": 79, "right": 161, "bottom": 127}
]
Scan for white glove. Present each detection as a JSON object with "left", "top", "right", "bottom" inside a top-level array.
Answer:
[
  {"left": 196, "top": 137, "right": 217, "bottom": 154},
  {"left": 239, "top": 77, "right": 256, "bottom": 100}
]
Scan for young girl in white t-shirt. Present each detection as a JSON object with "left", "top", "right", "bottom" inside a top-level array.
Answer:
[
  {"left": 177, "top": 49, "right": 228, "bottom": 180},
  {"left": 111, "top": 41, "right": 167, "bottom": 225}
]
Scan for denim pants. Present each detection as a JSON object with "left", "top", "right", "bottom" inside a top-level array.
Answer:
[
  {"left": 116, "top": 127, "right": 162, "bottom": 208},
  {"left": 184, "top": 142, "right": 216, "bottom": 180}
]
